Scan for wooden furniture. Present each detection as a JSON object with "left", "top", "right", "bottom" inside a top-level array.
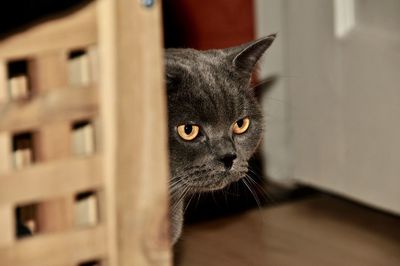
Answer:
[{"left": 0, "top": 0, "right": 171, "bottom": 265}]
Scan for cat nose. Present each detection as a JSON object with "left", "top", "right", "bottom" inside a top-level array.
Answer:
[{"left": 218, "top": 153, "right": 237, "bottom": 170}]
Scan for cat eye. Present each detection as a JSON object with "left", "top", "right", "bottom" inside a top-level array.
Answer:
[
  {"left": 232, "top": 117, "right": 250, "bottom": 134},
  {"left": 177, "top": 124, "right": 200, "bottom": 141}
]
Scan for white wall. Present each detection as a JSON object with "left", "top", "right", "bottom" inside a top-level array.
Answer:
[{"left": 254, "top": 0, "right": 292, "bottom": 182}]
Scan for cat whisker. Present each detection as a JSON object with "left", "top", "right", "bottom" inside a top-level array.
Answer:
[
  {"left": 245, "top": 170, "right": 274, "bottom": 203},
  {"left": 241, "top": 176, "right": 262, "bottom": 210},
  {"left": 171, "top": 185, "right": 190, "bottom": 213},
  {"left": 169, "top": 179, "right": 184, "bottom": 189},
  {"left": 242, "top": 175, "right": 267, "bottom": 227},
  {"left": 222, "top": 189, "right": 229, "bottom": 206},
  {"left": 169, "top": 174, "right": 191, "bottom": 193},
  {"left": 195, "top": 191, "right": 202, "bottom": 209},
  {"left": 184, "top": 192, "right": 195, "bottom": 213},
  {"left": 242, "top": 174, "right": 265, "bottom": 228},
  {"left": 221, "top": 189, "right": 240, "bottom": 197},
  {"left": 210, "top": 190, "right": 220, "bottom": 208},
  {"left": 169, "top": 180, "right": 181, "bottom": 190}
]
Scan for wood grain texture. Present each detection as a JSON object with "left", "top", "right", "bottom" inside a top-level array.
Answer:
[
  {"left": 0, "top": 2, "right": 97, "bottom": 60},
  {"left": 0, "top": 156, "right": 102, "bottom": 205},
  {"left": 96, "top": 0, "right": 171, "bottom": 265},
  {"left": 178, "top": 195, "right": 400, "bottom": 266},
  {"left": 0, "top": 225, "right": 106, "bottom": 266}
]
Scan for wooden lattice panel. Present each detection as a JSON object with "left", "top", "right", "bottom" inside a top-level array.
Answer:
[
  {"left": 0, "top": 0, "right": 171, "bottom": 265},
  {"left": 0, "top": 3, "right": 104, "bottom": 265}
]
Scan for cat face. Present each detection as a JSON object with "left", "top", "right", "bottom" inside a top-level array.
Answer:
[{"left": 166, "top": 35, "right": 275, "bottom": 196}]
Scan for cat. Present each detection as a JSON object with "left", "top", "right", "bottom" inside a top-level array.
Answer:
[{"left": 166, "top": 34, "right": 276, "bottom": 244}]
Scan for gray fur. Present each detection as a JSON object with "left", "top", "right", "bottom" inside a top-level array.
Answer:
[{"left": 166, "top": 35, "right": 276, "bottom": 244}]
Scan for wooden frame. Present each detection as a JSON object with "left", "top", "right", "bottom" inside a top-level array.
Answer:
[{"left": 0, "top": 0, "right": 171, "bottom": 265}]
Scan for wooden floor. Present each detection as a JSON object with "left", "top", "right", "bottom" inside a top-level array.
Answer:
[{"left": 176, "top": 195, "right": 400, "bottom": 266}]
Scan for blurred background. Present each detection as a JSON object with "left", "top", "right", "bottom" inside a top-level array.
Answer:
[
  {"left": 163, "top": 0, "right": 400, "bottom": 217},
  {"left": 161, "top": 0, "right": 397, "bottom": 207},
  {"left": 164, "top": 1, "right": 400, "bottom": 265},
  {"left": 1, "top": 0, "right": 399, "bottom": 265}
]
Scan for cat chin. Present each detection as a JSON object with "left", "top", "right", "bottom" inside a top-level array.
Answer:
[{"left": 188, "top": 171, "right": 246, "bottom": 193}]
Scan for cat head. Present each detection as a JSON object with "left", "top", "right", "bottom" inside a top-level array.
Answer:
[{"left": 166, "top": 35, "right": 276, "bottom": 197}]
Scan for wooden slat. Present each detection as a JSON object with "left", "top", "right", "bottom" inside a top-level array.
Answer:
[
  {"left": 0, "top": 57, "right": 14, "bottom": 246},
  {"left": 0, "top": 2, "right": 97, "bottom": 60},
  {"left": 0, "top": 85, "right": 98, "bottom": 133},
  {"left": 0, "top": 207, "right": 14, "bottom": 247},
  {"left": 97, "top": 0, "right": 171, "bottom": 265},
  {"left": 96, "top": 0, "right": 118, "bottom": 264},
  {"left": 29, "top": 50, "right": 69, "bottom": 93},
  {"left": 0, "top": 61, "right": 8, "bottom": 102},
  {"left": 0, "top": 133, "right": 14, "bottom": 247},
  {"left": 0, "top": 133, "right": 12, "bottom": 172},
  {"left": 30, "top": 52, "right": 74, "bottom": 235},
  {"left": 0, "top": 156, "right": 103, "bottom": 205},
  {"left": 35, "top": 124, "right": 72, "bottom": 161},
  {"left": 0, "top": 225, "right": 107, "bottom": 266}
]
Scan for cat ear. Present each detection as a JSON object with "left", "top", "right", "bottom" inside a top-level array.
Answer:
[{"left": 229, "top": 34, "right": 276, "bottom": 75}]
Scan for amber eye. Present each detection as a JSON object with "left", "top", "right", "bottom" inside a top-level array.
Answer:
[
  {"left": 232, "top": 117, "right": 250, "bottom": 134},
  {"left": 177, "top": 124, "right": 200, "bottom": 141}
]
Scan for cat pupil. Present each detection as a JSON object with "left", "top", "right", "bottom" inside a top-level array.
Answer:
[
  {"left": 237, "top": 119, "right": 244, "bottom": 128},
  {"left": 184, "top": 125, "right": 192, "bottom": 134}
]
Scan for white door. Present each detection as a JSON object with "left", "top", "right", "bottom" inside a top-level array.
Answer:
[{"left": 257, "top": 0, "right": 400, "bottom": 214}]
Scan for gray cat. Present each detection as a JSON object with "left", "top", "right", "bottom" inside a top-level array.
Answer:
[{"left": 166, "top": 34, "right": 276, "bottom": 244}]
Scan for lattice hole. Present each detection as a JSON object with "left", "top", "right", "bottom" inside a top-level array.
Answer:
[
  {"left": 12, "top": 132, "right": 35, "bottom": 169},
  {"left": 7, "top": 60, "right": 31, "bottom": 100},
  {"left": 68, "top": 47, "right": 97, "bottom": 87},
  {"left": 78, "top": 260, "right": 102, "bottom": 266},
  {"left": 15, "top": 203, "right": 38, "bottom": 238},
  {"left": 72, "top": 120, "right": 96, "bottom": 156},
  {"left": 75, "top": 191, "right": 99, "bottom": 227}
]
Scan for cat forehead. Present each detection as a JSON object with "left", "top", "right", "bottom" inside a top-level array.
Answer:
[
  {"left": 166, "top": 48, "right": 227, "bottom": 66},
  {"left": 166, "top": 48, "right": 257, "bottom": 124},
  {"left": 166, "top": 48, "right": 232, "bottom": 81},
  {"left": 166, "top": 48, "right": 245, "bottom": 90},
  {"left": 168, "top": 82, "right": 252, "bottom": 126}
]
